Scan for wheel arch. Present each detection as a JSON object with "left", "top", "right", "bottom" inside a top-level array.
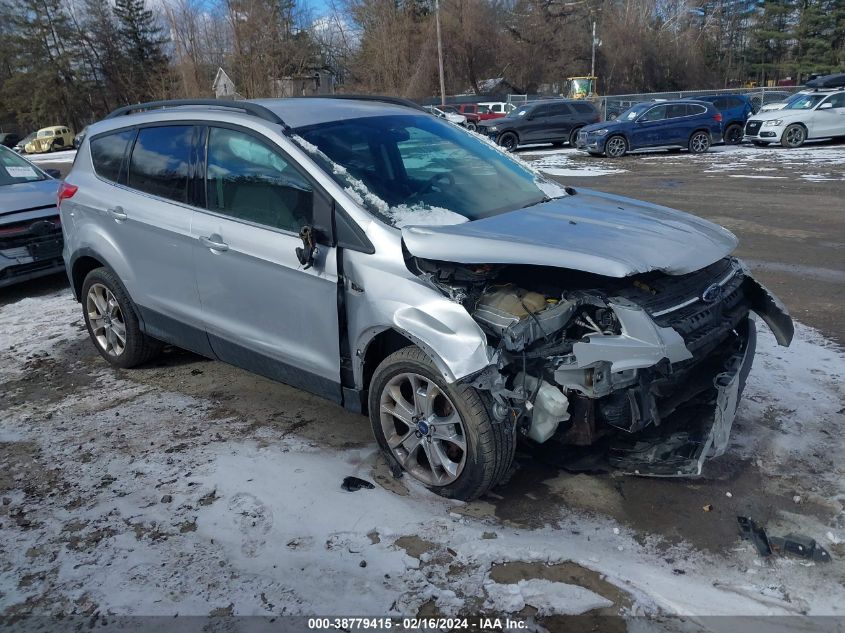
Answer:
[{"left": 70, "top": 249, "right": 108, "bottom": 301}]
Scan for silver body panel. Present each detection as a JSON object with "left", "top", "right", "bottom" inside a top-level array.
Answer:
[{"left": 61, "top": 98, "right": 792, "bottom": 477}]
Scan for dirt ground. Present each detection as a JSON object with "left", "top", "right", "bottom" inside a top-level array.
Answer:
[{"left": 3, "top": 142, "right": 844, "bottom": 625}]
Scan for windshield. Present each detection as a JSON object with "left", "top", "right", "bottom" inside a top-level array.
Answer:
[
  {"left": 509, "top": 105, "right": 530, "bottom": 118},
  {"left": 37, "top": 129, "right": 55, "bottom": 138},
  {"left": 784, "top": 94, "right": 827, "bottom": 110},
  {"left": 615, "top": 103, "right": 650, "bottom": 121},
  {"left": 0, "top": 146, "right": 46, "bottom": 186},
  {"left": 294, "top": 114, "right": 562, "bottom": 227}
]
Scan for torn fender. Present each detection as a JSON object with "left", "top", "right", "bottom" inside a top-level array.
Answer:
[{"left": 744, "top": 274, "right": 794, "bottom": 346}]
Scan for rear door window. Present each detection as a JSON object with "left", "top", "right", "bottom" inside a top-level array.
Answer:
[
  {"left": 205, "top": 127, "right": 313, "bottom": 233},
  {"left": 667, "top": 104, "right": 689, "bottom": 118},
  {"left": 571, "top": 102, "right": 596, "bottom": 114},
  {"left": 90, "top": 129, "right": 136, "bottom": 183},
  {"left": 128, "top": 126, "right": 194, "bottom": 203},
  {"left": 549, "top": 103, "right": 573, "bottom": 116}
]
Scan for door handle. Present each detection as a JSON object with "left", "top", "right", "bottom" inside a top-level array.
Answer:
[
  {"left": 107, "top": 206, "right": 127, "bottom": 221},
  {"left": 199, "top": 235, "right": 229, "bottom": 252}
]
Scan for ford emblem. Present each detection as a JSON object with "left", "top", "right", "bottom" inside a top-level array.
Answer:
[{"left": 701, "top": 283, "right": 723, "bottom": 304}]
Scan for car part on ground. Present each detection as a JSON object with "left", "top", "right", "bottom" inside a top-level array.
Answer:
[
  {"left": 0, "top": 145, "right": 64, "bottom": 288},
  {"left": 738, "top": 516, "right": 832, "bottom": 562},
  {"left": 577, "top": 99, "right": 723, "bottom": 157},
  {"left": 478, "top": 99, "right": 600, "bottom": 150},
  {"left": 743, "top": 90, "right": 845, "bottom": 148},
  {"left": 62, "top": 97, "right": 793, "bottom": 500}
]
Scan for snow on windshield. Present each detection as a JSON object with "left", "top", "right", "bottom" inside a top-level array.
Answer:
[{"left": 293, "top": 134, "right": 470, "bottom": 229}]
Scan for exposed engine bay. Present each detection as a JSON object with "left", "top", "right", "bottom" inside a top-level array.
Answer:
[{"left": 408, "top": 255, "right": 794, "bottom": 476}]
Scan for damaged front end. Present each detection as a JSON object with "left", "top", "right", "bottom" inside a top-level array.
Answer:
[{"left": 409, "top": 255, "right": 793, "bottom": 477}]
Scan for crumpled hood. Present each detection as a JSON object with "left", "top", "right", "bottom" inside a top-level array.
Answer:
[
  {"left": 0, "top": 179, "right": 60, "bottom": 217},
  {"left": 402, "top": 188, "right": 738, "bottom": 277}
]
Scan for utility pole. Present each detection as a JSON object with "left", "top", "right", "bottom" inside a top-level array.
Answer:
[
  {"left": 435, "top": 0, "right": 446, "bottom": 106},
  {"left": 590, "top": 20, "right": 596, "bottom": 79}
]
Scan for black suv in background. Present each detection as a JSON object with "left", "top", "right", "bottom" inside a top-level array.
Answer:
[{"left": 479, "top": 99, "right": 601, "bottom": 150}]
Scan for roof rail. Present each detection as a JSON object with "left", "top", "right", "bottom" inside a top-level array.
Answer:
[
  {"left": 104, "top": 99, "right": 288, "bottom": 128},
  {"left": 314, "top": 94, "right": 425, "bottom": 112}
]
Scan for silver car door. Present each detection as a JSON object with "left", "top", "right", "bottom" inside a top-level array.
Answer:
[
  {"left": 192, "top": 125, "right": 341, "bottom": 401},
  {"left": 811, "top": 93, "right": 845, "bottom": 138}
]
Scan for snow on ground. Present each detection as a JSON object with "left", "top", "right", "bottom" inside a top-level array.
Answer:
[
  {"left": 520, "top": 147, "right": 628, "bottom": 177},
  {"left": 521, "top": 143, "right": 845, "bottom": 182},
  {"left": 2, "top": 290, "right": 845, "bottom": 622},
  {"left": 24, "top": 150, "right": 77, "bottom": 165}
]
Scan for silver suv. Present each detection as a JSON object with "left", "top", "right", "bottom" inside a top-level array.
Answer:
[{"left": 61, "top": 98, "right": 794, "bottom": 500}]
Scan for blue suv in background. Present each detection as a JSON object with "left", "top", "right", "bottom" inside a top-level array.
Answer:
[
  {"left": 576, "top": 100, "right": 723, "bottom": 157},
  {"left": 683, "top": 94, "right": 753, "bottom": 144}
]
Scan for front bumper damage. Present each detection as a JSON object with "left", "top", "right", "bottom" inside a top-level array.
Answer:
[{"left": 474, "top": 266, "right": 793, "bottom": 477}]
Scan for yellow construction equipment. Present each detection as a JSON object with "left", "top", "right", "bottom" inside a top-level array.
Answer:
[{"left": 565, "top": 76, "right": 598, "bottom": 99}]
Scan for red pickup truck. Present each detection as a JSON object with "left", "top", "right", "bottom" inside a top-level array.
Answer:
[{"left": 441, "top": 104, "right": 505, "bottom": 131}]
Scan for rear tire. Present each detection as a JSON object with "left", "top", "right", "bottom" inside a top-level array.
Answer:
[
  {"left": 498, "top": 132, "right": 519, "bottom": 152},
  {"left": 368, "top": 346, "right": 515, "bottom": 501},
  {"left": 724, "top": 123, "right": 743, "bottom": 145},
  {"left": 689, "top": 131, "right": 711, "bottom": 153},
  {"left": 81, "top": 268, "right": 162, "bottom": 369},
  {"left": 466, "top": 121, "right": 477, "bottom": 132}
]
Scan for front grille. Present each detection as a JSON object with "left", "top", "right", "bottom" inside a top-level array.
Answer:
[
  {"left": 745, "top": 120, "right": 762, "bottom": 136},
  {"left": 617, "top": 258, "right": 750, "bottom": 355}
]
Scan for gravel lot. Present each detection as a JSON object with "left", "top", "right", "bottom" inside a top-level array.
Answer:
[{"left": 3, "top": 142, "right": 844, "bottom": 626}]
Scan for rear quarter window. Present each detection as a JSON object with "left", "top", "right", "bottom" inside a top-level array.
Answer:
[
  {"left": 571, "top": 102, "right": 597, "bottom": 114},
  {"left": 90, "top": 129, "right": 136, "bottom": 183},
  {"left": 688, "top": 104, "right": 708, "bottom": 116},
  {"left": 128, "top": 126, "right": 194, "bottom": 203}
]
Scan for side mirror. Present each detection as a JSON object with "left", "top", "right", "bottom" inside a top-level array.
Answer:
[
  {"left": 818, "top": 102, "right": 833, "bottom": 110},
  {"left": 296, "top": 225, "right": 319, "bottom": 269}
]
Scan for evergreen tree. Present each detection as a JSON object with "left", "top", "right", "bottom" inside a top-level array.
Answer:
[
  {"left": 113, "top": 0, "right": 171, "bottom": 101},
  {"left": 749, "top": 0, "right": 798, "bottom": 83}
]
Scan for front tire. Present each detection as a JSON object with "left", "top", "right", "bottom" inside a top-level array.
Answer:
[
  {"left": 81, "top": 268, "right": 162, "bottom": 368},
  {"left": 781, "top": 124, "right": 806, "bottom": 148},
  {"left": 368, "top": 346, "right": 514, "bottom": 500},
  {"left": 689, "top": 131, "right": 711, "bottom": 153},
  {"left": 604, "top": 135, "right": 627, "bottom": 158},
  {"left": 497, "top": 131, "right": 518, "bottom": 152},
  {"left": 569, "top": 126, "right": 583, "bottom": 147},
  {"left": 466, "top": 121, "right": 477, "bottom": 132}
]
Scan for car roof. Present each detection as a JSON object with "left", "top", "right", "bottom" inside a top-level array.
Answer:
[{"left": 38, "top": 126, "right": 66, "bottom": 132}]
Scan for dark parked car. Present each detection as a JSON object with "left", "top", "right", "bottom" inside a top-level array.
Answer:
[
  {"left": 0, "top": 133, "right": 21, "bottom": 148},
  {"left": 684, "top": 94, "right": 753, "bottom": 144},
  {"left": 479, "top": 99, "right": 601, "bottom": 150},
  {"left": 0, "top": 145, "right": 63, "bottom": 288},
  {"left": 576, "top": 100, "right": 723, "bottom": 157}
]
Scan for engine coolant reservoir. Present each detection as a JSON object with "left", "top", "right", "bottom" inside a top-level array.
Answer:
[{"left": 515, "top": 373, "right": 570, "bottom": 443}]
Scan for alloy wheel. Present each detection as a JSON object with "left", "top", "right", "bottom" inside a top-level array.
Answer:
[
  {"left": 690, "top": 132, "right": 710, "bottom": 153},
  {"left": 783, "top": 125, "right": 805, "bottom": 148},
  {"left": 379, "top": 372, "right": 467, "bottom": 486},
  {"left": 86, "top": 283, "right": 127, "bottom": 357},
  {"left": 605, "top": 136, "right": 626, "bottom": 157}
]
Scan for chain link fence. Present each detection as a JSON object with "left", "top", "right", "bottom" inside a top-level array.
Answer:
[{"left": 597, "top": 86, "right": 807, "bottom": 120}]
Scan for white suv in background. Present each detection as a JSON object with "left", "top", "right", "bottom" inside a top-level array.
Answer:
[{"left": 744, "top": 89, "right": 845, "bottom": 147}]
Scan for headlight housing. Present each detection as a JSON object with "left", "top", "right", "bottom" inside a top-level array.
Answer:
[
  {"left": 488, "top": 126, "right": 498, "bottom": 132},
  {"left": 593, "top": 128, "right": 609, "bottom": 136},
  {"left": 763, "top": 119, "right": 783, "bottom": 127}
]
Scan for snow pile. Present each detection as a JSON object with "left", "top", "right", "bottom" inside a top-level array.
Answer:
[
  {"left": 521, "top": 147, "right": 628, "bottom": 177},
  {"left": 389, "top": 205, "right": 468, "bottom": 228},
  {"left": 25, "top": 149, "right": 77, "bottom": 164},
  {"left": 483, "top": 579, "right": 613, "bottom": 615}
]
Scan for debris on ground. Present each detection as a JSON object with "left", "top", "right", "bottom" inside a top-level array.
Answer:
[
  {"left": 341, "top": 476, "right": 375, "bottom": 492},
  {"left": 737, "top": 516, "right": 832, "bottom": 562}
]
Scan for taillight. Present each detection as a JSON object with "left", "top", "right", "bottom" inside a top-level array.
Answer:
[
  {"left": 714, "top": 112, "right": 723, "bottom": 123},
  {"left": 57, "top": 182, "right": 78, "bottom": 207}
]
